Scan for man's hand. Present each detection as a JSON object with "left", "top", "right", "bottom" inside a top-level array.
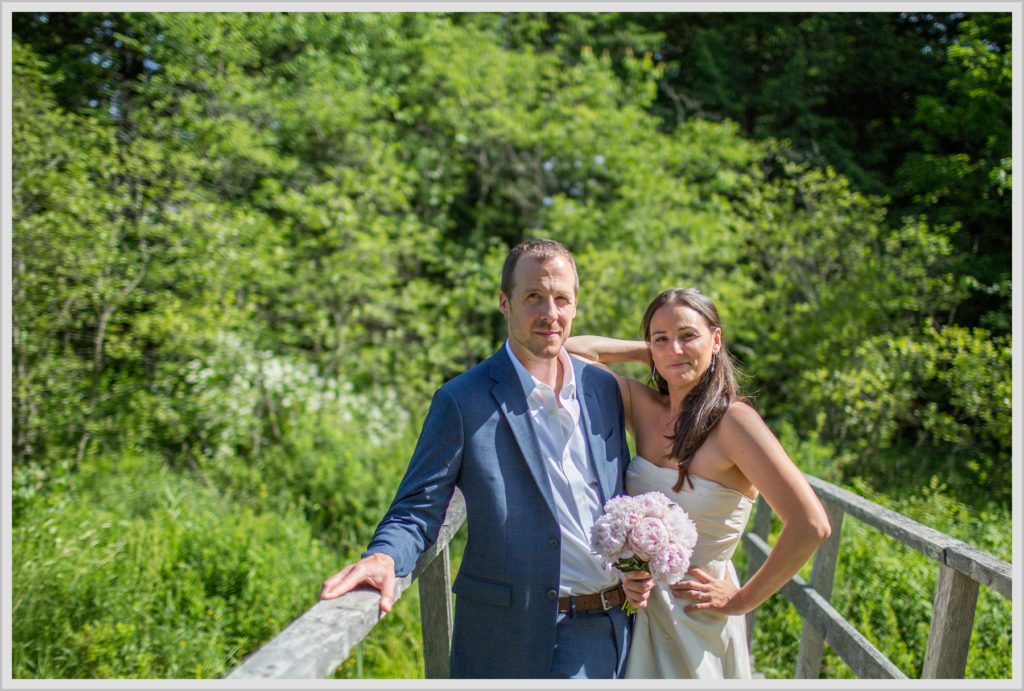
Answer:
[
  {"left": 320, "top": 552, "right": 398, "bottom": 612},
  {"left": 621, "top": 570, "right": 655, "bottom": 610}
]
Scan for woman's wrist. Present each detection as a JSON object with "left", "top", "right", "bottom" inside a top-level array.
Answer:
[
  {"left": 730, "top": 587, "right": 757, "bottom": 615},
  {"left": 609, "top": 340, "right": 647, "bottom": 365}
]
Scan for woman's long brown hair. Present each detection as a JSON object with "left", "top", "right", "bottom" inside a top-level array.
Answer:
[{"left": 641, "top": 288, "right": 745, "bottom": 493}]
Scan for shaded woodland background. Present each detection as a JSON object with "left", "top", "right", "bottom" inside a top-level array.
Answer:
[{"left": 10, "top": 11, "right": 1012, "bottom": 678}]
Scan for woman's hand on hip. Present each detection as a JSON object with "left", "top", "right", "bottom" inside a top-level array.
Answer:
[{"left": 672, "top": 567, "right": 744, "bottom": 615}]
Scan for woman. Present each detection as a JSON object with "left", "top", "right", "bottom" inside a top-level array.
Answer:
[{"left": 566, "top": 287, "right": 830, "bottom": 679}]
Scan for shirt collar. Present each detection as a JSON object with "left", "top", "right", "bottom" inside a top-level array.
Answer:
[{"left": 504, "top": 339, "right": 577, "bottom": 405}]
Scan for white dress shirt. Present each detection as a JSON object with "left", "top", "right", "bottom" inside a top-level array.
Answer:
[{"left": 505, "top": 341, "right": 619, "bottom": 596}]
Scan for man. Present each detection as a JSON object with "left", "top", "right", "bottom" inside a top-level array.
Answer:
[{"left": 320, "top": 239, "right": 653, "bottom": 678}]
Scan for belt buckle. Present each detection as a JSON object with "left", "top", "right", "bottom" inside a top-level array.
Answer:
[{"left": 600, "top": 588, "right": 614, "bottom": 611}]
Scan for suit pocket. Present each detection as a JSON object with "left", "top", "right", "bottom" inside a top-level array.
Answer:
[{"left": 452, "top": 571, "right": 512, "bottom": 607}]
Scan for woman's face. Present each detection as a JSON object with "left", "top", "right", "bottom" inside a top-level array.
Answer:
[{"left": 648, "top": 302, "right": 721, "bottom": 393}]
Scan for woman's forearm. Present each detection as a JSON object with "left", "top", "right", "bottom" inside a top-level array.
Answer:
[
  {"left": 565, "top": 335, "right": 649, "bottom": 366},
  {"left": 732, "top": 519, "right": 829, "bottom": 614}
]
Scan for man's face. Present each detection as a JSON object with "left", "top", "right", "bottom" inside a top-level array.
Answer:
[{"left": 499, "top": 254, "right": 578, "bottom": 363}]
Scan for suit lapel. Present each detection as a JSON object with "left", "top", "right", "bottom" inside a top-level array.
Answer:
[
  {"left": 575, "top": 359, "right": 617, "bottom": 505},
  {"left": 489, "top": 350, "right": 559, "bottom": 522}
]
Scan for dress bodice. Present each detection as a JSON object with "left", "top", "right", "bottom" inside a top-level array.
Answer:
[{"left": 625, "top": 456, "right": 753, "bottom": 570}]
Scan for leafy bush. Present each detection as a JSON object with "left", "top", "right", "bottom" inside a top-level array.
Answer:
[
  {"left": 802, "top": 321, "right": 1011, "bottom": 503},
  {"left": 12, "top": 452, "right": 335, "bottom": 678}
]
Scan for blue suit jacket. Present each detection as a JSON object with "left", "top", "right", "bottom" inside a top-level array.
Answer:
[{"left": 365, "top": 346, "right": 631, "bottom": 678}]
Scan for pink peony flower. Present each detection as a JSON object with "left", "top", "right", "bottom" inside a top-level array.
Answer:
[
  {"left": 603, "top": 495, "right": 635, "bottom": 514},
  {"left": 603, "top": 495, "right": 645, "bottom": 531},
  {"left": 634, "top": 491, "right": 673, "bottom": 519},
  {"left": 590, "top": 513, "right": 627, "bottom": 560},
  {"left": 649, "top": 542, "right": 692, "bottom": 584},
  {"left": 663, "top": 506, "right": 699, "bottom": 551},
  {"left": 626, "top": 516, "right": 670, "bottom": 561}
]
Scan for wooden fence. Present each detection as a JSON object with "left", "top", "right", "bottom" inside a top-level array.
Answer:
[
  {"left": 743, "top": 475, "right": 1012, "bottom": 679},
  {"left": 227, "top": 490, "right": 467, "bottom": 679},
  {"left": 228, "top": 476, "right": 1011, "bottom": 679}
]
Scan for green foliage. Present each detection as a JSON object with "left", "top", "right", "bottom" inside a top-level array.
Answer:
[
  {"left": 599, "top": 11, "right": 1011, "bottom": 333},
  {"left": 11, "top": 11, "right": 1011, "bottom": 680},
  {"left": 827, "top": 481, "right": 1011, "bottom": 679},
  {"left": 729, "top": 160, "right": 960, "bottom": 412},
  {"left": 895, "top": 13, "right": 1012, "bottom": 331},
  {"left": 744, "top": 478, "right": 1011, "bottom": 679},
  {"left": 802, "top": 321, "right": 1011, "bottom": 503},
  {"left": 12, "top": 452, "right": 332, "bottom": 678}
]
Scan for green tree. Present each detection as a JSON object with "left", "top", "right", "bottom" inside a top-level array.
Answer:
[{"left": 895, "top": 13, "right": 1012, "bottom": 332}]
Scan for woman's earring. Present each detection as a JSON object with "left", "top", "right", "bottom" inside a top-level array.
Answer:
[{"left": 709, "top": 353, "right": 717, "bottom": 374}]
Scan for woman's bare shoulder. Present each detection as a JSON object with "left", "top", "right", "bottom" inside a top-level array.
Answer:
[
  {"left": 724, "top": 399, "right": 760, "bottom": 420},
  {"left": 718, "top": 400, "right": 770, "bottom": 438}
]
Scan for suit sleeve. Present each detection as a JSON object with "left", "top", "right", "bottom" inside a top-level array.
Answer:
[
  {"left": 363, "top": 386, "right": 464, "bottom": 577},
  {"left": 617, "top": 379, "right": 630, "bottom": 464}
]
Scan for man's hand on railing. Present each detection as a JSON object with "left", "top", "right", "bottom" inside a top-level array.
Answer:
[{"left": 320, "top": 552, "right": 398, "bottom": 613}]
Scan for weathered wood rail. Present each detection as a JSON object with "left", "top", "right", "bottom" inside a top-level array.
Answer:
[
  {"left": 228, "top": 476, "right": 1010, "bottom": 679},
  {"left": 227, "top": 489, "right": 466, "bottom": 679},
  {"left": 743, "top": 474, "right": 1012, "bottom": 679}
]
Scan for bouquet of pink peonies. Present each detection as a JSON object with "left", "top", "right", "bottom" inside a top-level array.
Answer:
[{"left": 590, "top": 492, "right": 699, "bottom": 613}]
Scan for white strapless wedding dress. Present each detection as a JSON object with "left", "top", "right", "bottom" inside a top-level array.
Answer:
[{"left": 624, "top": 456, "right": 754, "bottom": 679}]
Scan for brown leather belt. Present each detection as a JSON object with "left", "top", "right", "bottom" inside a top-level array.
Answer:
[{"left": 558, "top": 585, "right": 625, "bottom": 615}]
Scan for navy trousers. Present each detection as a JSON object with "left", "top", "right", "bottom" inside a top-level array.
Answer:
[{"left": 549, "top": 607, "right": 631, "bottom": 678}]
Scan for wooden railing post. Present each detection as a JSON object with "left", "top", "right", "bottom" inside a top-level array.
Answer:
[
  {"left": 922, "top": 563, "right": 980, "bottom": 678},
  {"left": 795, "top": 503, "right": 845, "bottom": 678},
  {"left": 418, "top": 543, "right": 453, "bottom": 678},
  {"left": 744, "top": 495, "right": 773, "bottom": 648}
]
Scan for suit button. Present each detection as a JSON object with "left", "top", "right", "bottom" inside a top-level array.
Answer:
[
  {"left": 549, "top": 538, "right": 558, "bottom": 548},
  {"left": 547, "top": 590, "right": 558, "bottom": 601}
]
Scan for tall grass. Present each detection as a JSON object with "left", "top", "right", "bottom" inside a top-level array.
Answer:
[
  {"left": 12, "top": 415, "right": 1011, "bottom": 679},
  {"left": 12, "top": 452, "right": 334, "bottom": 678},
  {"left": 11, "top": 381, "right": 423, "bottom": 679}
]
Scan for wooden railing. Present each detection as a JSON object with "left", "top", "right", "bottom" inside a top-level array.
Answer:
[
  {"left": 228, "top": 476, "right": 1011, "bottom": 679},
  {"left": 228, "top": 490, "right": 466, "bottom": 679},
  {"left": 743, "top": 475, "right": 1013, "bottom": 679}
]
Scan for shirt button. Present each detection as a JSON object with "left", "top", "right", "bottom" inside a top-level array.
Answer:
[
  {"left": 547, "top": 590, "right": 558, "bottom": 601},
  {"left": 549, "top": 538, "right": 558, "bottom": 548}
]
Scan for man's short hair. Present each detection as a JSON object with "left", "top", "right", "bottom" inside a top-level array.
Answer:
[{"left": 500, "top": 239, "right": 579, "bottom": 297}]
